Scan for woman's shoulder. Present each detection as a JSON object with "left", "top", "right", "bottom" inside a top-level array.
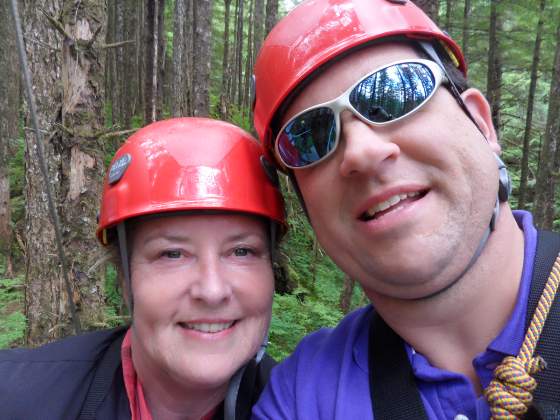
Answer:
[
  {"left": 0, "top": 326, "right": 128, "bottom": 418},
  {"left": 0, "top": 326, "right": 127, "bottom": 363}
]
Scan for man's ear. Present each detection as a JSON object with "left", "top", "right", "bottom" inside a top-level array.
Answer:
[{"left": 460, "top": 88, "right": 500, "bottom": 154}]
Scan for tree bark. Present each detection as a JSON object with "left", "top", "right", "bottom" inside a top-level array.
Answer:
[
  {"left": 242, "top": 0, "right": 254, "bottom": 114},
  {"left": 0, "top": 0, "right": 19, "bottom": 278},
  {"left": 253, "top": 0, "right": 265, "bottom": 59},
  {"left": 22, "top": 0, "right": 107, "bottom": 346},
  {"left": 234, "top": 0, "right": 244, "bottom": 107},
  {"left": 22, "top": 0, "right": 66, "bottom": 346},
  {"left": 533, "top": 17, "right": 560, "bottom": 229},
  {"left": 412, "top": 0, "right": 439, "bottom": 23},
  {"left": 462, "top": 0, "right": 471, "bottom": 62},
  {"left": 192, "top": 0, "right": 212, "bottom": 117},
  {"left": 339, "top": 275, "right": 355, "bottom": 314},
  {"left": 219, "top": 0, "right": 232, "bottom": 119},
  {"left": 114, "top": 0, "right": 125, "bottom": 126},
  {"left": 486, "top": 0, "right": 502, "bottom": 136},
  {"left": 264, "top": 0, "right": 278, "bottom": 36},
  {"left": 122, "top": 0, "right": 139, "bottom": 128},
  {"left": 444, "top": 0, "right": 452, "bottom": 35},
  {"left": 518, "top": 0, "right": 546, "bottom": 210},
  {"left": 143, "top": 0, "right": 163, "bottom": 123},
  {"left": 172, "top": 0, "right": 188, "bottom": 117},
  {"left": 59, "top": 0, "right": 107, "bottom": 333}
]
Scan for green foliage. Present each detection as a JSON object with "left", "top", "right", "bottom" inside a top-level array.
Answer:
[
  {"left": 266, "top": 177, "right": 365, "bottom": 360},
  {"left": 0, "top": 273, "right": 26, "bottom": 349},
  {"left": 102, "top": 264, "right": 129, "bottom": 328}
]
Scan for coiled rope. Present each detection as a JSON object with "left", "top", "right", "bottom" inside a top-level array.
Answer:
[{"left": 484, "top": 254, "right": 560, "bottom": 419}]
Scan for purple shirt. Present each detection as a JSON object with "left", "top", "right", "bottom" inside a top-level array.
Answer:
[{"left": 253, "top": 211, "right": 536, "bottom": 420}]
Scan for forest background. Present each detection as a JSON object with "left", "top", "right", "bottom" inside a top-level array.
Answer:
[{"left": 0, "top": 0, "right": 560, "bottom": 360}]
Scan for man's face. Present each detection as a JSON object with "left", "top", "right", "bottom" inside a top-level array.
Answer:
[
  {"left": 284, "top": 43, "right": 501, "bottom": 301},
  {"left": 129, "top": 214, "right": 274, "bottom": 393}
]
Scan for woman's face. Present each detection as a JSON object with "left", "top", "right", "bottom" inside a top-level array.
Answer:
[{"left": 128, "top": 213, "right": 274, "bottom": 393}]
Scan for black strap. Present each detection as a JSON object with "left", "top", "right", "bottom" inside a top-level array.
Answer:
[
  {"left": 79, "top": 330, "right": 126, "bottom": 420},
  {"left": 526, "top": 230, "right": 560, "bottom": 417},
  {"left": 369, "top": 312, "right": 429, "bottom": 420}
]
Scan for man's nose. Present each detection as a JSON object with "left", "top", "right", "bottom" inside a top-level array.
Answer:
[{"left": 338, "top": 112, "right": 400, "bottom": 178}]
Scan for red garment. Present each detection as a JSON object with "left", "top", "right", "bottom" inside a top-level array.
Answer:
[
  {"left": 121, "top": 330, "right": 152, "bottom": 420},
  {"left": 121, "top": 329, "right": 217, "bottom": 420}
]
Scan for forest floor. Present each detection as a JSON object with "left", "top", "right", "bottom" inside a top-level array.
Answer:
[{"left": 0, "top": 264, "right": 26, "bottom": 348}]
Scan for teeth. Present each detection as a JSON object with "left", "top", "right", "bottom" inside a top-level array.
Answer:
[
  {"left": 365, "top": 191, "right": 420, "bottom": 218},
  {"left": 182, "top": 321, "right": 234, "bottom": 333}
]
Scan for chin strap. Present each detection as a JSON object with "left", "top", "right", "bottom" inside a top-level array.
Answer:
[{"left": 117, "top": 223, "right": 133, "bottom": 314}]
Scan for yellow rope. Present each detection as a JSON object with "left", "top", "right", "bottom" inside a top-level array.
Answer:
[{"left": 484, "top": 254, "right": 560, "bottom": 419}]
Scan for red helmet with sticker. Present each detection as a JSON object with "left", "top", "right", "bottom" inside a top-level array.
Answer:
[
  {"left": 253, "top": 0, "right": 466, "bottom": 157},
  {"left": 97, "top": 118, "right": 285, "bottom": 245}
]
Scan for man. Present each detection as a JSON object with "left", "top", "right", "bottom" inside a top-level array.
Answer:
[{"left": 251, "top": 0, "right": 560, "bottom": 419}]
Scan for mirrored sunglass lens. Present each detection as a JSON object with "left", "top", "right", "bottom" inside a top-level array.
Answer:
[
  {"left": 349, "top": 62, "right": 436, "bottom": 123},
  {"left": 277, "top": 107, "right": 336, "bottom": 168}
]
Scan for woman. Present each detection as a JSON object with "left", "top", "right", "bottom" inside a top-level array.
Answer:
[{"left": 0, "top": 118, "right": 285, "bottom": 419}]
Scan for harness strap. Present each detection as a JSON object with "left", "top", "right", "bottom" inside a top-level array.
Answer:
[
  {"left": 369, "top": 313, "right": 429, "bottom": 420},
  {"left": 526, "top": 230, "right": 560, "bottom": 418},
  {"left": 79, "top": 329, "right": 126, "bottom": 420}
]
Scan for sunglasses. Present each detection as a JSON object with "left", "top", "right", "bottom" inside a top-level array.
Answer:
[{"left": 275, "top": 59, "right": 447, "bottom": 169}]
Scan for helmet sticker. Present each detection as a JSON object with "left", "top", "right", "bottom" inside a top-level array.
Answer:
[{"left": 108, "top": 153, "right": 132, "bottom": 185}]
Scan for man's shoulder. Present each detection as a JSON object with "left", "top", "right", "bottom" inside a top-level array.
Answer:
[
  {"left": 253, "top": 306, "right": 374, "bottom": 419},
  {"left": 286, "top": 305, "right": 373, "bottom": 368}
]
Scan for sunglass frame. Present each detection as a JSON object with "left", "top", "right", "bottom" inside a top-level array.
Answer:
[{"left": 275, "top": 58, "right": 447, "bottom": 170}]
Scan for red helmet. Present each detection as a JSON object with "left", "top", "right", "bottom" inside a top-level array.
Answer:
[
  {"left": 97, "top": 118, "right": 285, "bottom": 245},
  {"left": 253, "top": 0, "right": 466, "bottom": 155}
]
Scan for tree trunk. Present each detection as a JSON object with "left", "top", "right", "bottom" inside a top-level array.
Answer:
[
  {"left": 114, "top": 0, "right": 125, "bottom": 126},
  {"left": 192, "top": 0, "right": 212, "bottom": 117},
  {"left": 143, "top": 0, "right": 161, "bottom": 123},
  {"left": 172, "top": 0, "right": 188, "bottom": 117},
  {"left": 105, "top": 0, "right": 117, "bottom": 125},
  {"left": 339, "top": 275, "right": 355, "bottom": 314},
  {"left": 156, "top": 1, "right": 166, "bottom": 119},
  {"left": 533, "top": 18, "right": 560, "bottom": 229},
  {"left": 518, "top": 0, "right": 546, "bottom": 210},
  {"left": 21, "top": 0, "right": 108, "bottom": 346},
  {"left": 219, "top": 0, "right": 232, "bottom": 119},
  {"left": 137, "top": 0, "right": 145, "bottom": 117},
  {"left": 253, "top": 0, "right": 265, "bottom": 59},
  {"left": 59, "top": 0, "right": 107, "bottom": 332},
  {"left": 22, "top": 0, "right": 68, "bottom": 345},
  {"left": 444, "top": 0, "right": 453, "bottom": 35},
  {"left": 122, "top": 0, "right": 139, "bottom": 128},
  {"left": 0, "top": 0, "right": 19, "bottom": 278},
  {"left": 264, "top": 0, "right": 278, "bottom": 36},
  {"left": 242, "top": 0, "right": 254, "bottom": 114},
  {"left": 486, "top": 0, "right": 502, "bottom": 136},
  {"left": 412, "top": 0, "right": 439, "bottom": 23},
  {"left": 234, "top": 0, "right": 244, "bottom": 107},
  {"left": 462, "top": 0, "right": 471, "bottom": 62}
]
